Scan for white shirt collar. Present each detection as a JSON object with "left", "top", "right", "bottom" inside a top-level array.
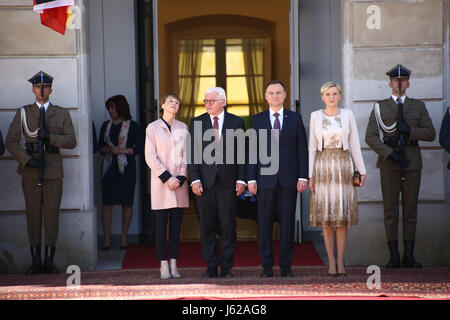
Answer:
[
  {"left": 392, "top": 95, "right": 406, "bottom": 104},
  {"left": 36, "top": 101, "right": 50, "bottom": 111},
  {"left": 269, "top": 107, "right": 284, "bottom": 117},
  {"left": 210, "top": 109, "right": 225, "bottom": 121}
]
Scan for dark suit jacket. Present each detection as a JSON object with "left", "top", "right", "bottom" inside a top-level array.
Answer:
[
  {"left": 247, "top": 108, "right": 308, "bottom": 189},
  {"left": 0, "top": 130, "right": 4, "bottom": 156},
  {"left": 439, "top": 107, "right": 450, "bottom": 169},
  {"left": 188, "top": 111, "right": 246, "bottom": 189}
]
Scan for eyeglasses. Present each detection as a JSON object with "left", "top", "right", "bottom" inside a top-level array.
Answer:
[{"left": 203, "top": 99, "right": 224, "bottom": 104}]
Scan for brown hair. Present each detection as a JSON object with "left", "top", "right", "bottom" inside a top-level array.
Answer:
[
  {"left": 264, "top": 80, "right": 287, "bottom": 93},
  {"left": 159, "top": 93, "right": 182, "bottom": 109},
  {"left": 159, "top": 93, "right": 182, "bottom": 115},
  {"left": 105, "top": 95, "right": 132, "bottom": 120}
]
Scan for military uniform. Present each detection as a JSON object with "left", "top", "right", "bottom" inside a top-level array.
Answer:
[
  {"left": 365, "top": 65, "right": 435, "bottom": 268},
  {"left": 5, "top": 71, "right": 77, "bottom": 274}
]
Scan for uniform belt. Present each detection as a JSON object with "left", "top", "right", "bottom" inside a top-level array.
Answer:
[
  {"left": 26, "top": 142, "right": 59, "bottom": 154},
  {"left": 383, "top": 137, "right": 418, "bottom": 148}
]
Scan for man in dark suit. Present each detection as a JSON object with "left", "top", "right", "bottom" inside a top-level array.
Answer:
[
  {"left": 365, "top": 64, "right": 435, "bottom": 268},
  {"left": 247, "top": 80, "right": 308, "bottom": 277},
  {"left": 6, "top": 71, "right": 77, "bottom": 275},
  {"left": 188, "top": 87, "right": 246, "bottom": 278}
]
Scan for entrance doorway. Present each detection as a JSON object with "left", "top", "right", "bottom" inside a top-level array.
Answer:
[{"left": 138, "top": 0, "right": 295, "bottom": 241}]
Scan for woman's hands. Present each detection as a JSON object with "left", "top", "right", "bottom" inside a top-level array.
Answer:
[
  {"left": 103, "top": 145, "right": 132, "bottom": 155},
  {"left": 167, "top": 177, "right": 181, "bottom": 191},
  {"left": 359, "top": 174, "right": 367, "bottom": 187},
  {"left": 309, "top": 178, "right": 314, "bottom": 193}
]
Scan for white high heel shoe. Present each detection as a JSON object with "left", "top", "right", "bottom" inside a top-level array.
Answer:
[
  {"left": 170, "top": 259, "right": 181, "bottom": 278},
  {"left": 160, "top": 260, "right": 171, "bottom": 279}
]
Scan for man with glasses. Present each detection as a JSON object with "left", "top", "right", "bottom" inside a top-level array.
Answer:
[{"left": 188, "top": 87, "right": 246, "bottom": 278}]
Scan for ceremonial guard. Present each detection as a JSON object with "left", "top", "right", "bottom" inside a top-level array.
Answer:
[
  {"left": 6, "top": 71, "right": 77, "bottom": 275},
  {"left": 365, "top": 64, "right": 435, "bottom": 268}
]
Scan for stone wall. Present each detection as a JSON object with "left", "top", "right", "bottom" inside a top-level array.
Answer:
[
  {"left": 342, "top": 0, "right": 450, "bottom": 265},
  {"left": 0, "top": 0, "right": 97, "bottom": 273}
]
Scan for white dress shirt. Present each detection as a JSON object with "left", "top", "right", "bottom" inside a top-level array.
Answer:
[
  {"left": 248, "top": 106, "right": 307, "bottom": 185},
  {"left": 269, "top": 107, "right": 284, "bottom": 129},
  {"left": 35, "top": 101, "right": 50, "bottom": 111},
  {"left": 210, "top": 110, "right": 225, "bottom": 139},
  {"left": 392, "top": 95, "right": 406, "bottom": 104},
  {"left": 190, "top": 110, "right": 246, "bottom": 187}
]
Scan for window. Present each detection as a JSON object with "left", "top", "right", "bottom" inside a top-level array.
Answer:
[{"left": 177, "top": 38, "right": 268, "bottom": 125}]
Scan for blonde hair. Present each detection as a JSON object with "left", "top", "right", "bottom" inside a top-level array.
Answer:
[{"left": 320, "top": 82, "right": 341, "bottom": 95}]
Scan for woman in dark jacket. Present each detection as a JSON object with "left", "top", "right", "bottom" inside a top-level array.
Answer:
[
  {"left": 0, "top": 130, "right": 5, "bottom": 156},
  {"left": 439, "top": 106, "right": 450, "bottom": 169},
  {"left": 99, "top": 95, "right": 144, "bottom": 250}
]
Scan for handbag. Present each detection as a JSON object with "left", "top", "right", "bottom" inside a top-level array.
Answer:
[{"left": 353, "top": 171, "right": 361, "bottom": 186}]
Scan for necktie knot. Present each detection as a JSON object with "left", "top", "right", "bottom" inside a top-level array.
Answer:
[{"left": 274, "top": 112, "right": 279, "bottom": 118}]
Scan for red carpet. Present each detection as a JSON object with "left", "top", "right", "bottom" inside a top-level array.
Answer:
[
  {"left": 2, "top": 267, "right": 449, "bottom": 300},
  {"left": 122, "top": 241, "right": 323, "bottom": 269}
]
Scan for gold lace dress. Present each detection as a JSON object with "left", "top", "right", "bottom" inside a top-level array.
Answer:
[{"left": 309, "top": 113, "right": 358, "bottom": 227}]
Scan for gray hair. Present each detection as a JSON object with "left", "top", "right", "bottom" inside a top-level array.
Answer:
[{"left": 205, "top": 87, "right": 227, "bottom": 105}]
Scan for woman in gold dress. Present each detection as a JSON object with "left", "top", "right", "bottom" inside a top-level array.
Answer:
[{"left": 308, "top": 82, "right": 366, "bottom": 276}]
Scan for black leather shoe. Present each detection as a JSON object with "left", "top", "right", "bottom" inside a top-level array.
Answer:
[
  {"left": 385, "top": 240, "right": 401, "bottom": 269},
  {"left": 43, "top": 246, "right": 60, "bottom": 274},
  {"left": 220, "top": 269, "right": 234, "bottom": 278},
  {"left": 280, "top": 268, "right": 294, "bottom": 277},
  {"left": 402, "top": 240, "right": 423, "bottom": 268},
  {"left": 202, "top": 268, "right": 219, "bottom": 278},
  {"left": 260, "top": 268, "right": 273, "bottom": 278},
  {"left": 25, "top": 246, "right": 42, "bottom": 275}
]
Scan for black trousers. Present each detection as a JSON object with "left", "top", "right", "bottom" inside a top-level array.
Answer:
[
  {"left": 194, "top": 179, "right": 237, "bottom": 270},
  {"left": 257, "top": 184, "right": 297, "bottom": 270},
  {"left": 154, "top": 208, "right": 183, "bottom": 261}
]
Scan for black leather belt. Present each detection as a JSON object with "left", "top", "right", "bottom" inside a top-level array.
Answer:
[
  {"left": 383, "top": 136, "right": 418, "bottom": 148},
  {"left": 26, "top": 142, "right": 59, "bottom": 154}
]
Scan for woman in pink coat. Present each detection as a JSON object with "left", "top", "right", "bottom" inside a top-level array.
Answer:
[{"left": 145, "top": 93, "right": 189, "bottom": 279}]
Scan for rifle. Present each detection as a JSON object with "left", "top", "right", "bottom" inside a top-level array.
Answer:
[
  {"left": 396, "top": 68, "right": 408, "bottom": 181},
  {"left": 37, "top": 72, "right": 45, "bottom": 186}
]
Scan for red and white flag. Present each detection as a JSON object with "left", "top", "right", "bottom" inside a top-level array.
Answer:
[{"left": 33, "top": 0, "right": 75, "bottom": 35}]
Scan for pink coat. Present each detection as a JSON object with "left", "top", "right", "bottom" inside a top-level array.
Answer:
[{"left": 145, "top": 119, "right": 189, "bottom": 210}]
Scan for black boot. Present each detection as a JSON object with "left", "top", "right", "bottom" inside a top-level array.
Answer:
[
  {"left": 43, "top": 245, "right": 60, "bottom": 274},
  {"left": 25, "top": 245, "right": 42, "bottom": 275},
  {"left": 402, "top": 240, "right": 422, "bottom": 268},
  {"left": 385, "top": 240, "right": 401, "bottom": 268}
]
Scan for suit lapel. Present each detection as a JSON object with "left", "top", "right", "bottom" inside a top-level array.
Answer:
[
  {"left": 280, "top": 109, "right": 290, "bottom": 138},
  {"left": 202, "top": 113, "right": 213, "bottom": 132},
  {"left": 263, "top": 110, "right": 271, "bottom": 130},
  {"left": 221, "top": 112, "right": 231, "bottom": 142}
]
